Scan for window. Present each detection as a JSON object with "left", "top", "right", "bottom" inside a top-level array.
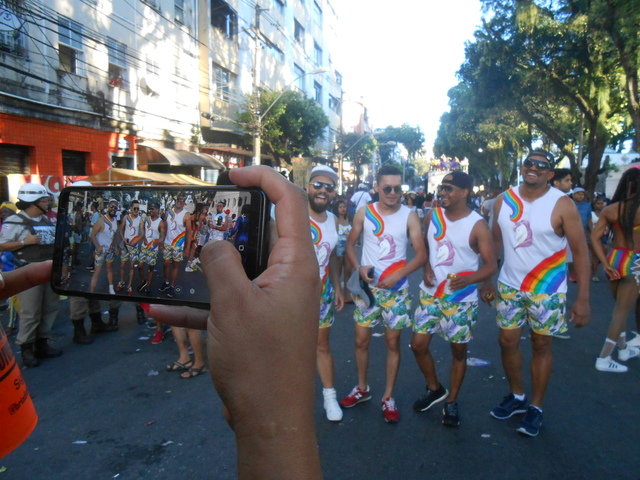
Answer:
[
  {"left": 335, "top": 71, "right": 342, "bottom": 86},
  {"left": 211, "top": 0, "right": 237, "bottom": 39},
  {"left": 175, "top": 0, "right": 185, "bottom": 24},
  {"left": 329, "top": 95, "right": 340, "bottom": 113},
  {"left": 58, "top": 16, "right": 83, "bottom": 74},
  {"left": 294, "top": 64, "right": 304, "bottom": 91},
  {"left": 314, "top": 42, "right": 322, "bottom": 66},
  {"left": 273, "top": 0, "right": 285, "bottom": 14},
  {"left": 313, "top": 81, "right": 322, "bottom": 104},
  {"left": 0, "top": 0, "right": 25, "bottom": 56},
  {"left": 313, "top": 1, "right": 322, "bottom": 27},
  {"left": 146, "top": 56, "right": 159, "bottom": 76},
  {"left": 62, "top": 150, "right": 87, "bottom": 176},
  {"left": 107, "top": 38, "right": 127, "bottom": 88},
  {"left": 294, "top": 20, "right": 305, "bottom": 48},
  {"left": 213, "top": 63, "right": 234, "bottom": 102}
]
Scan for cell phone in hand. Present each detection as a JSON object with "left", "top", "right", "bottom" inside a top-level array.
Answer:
[{"left": 51, "top": 185, "right": 270, "bottom": 309}]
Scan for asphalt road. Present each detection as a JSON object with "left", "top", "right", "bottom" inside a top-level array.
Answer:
[{"left": 2, "top": 263, "right": 639, "bottom": 479}]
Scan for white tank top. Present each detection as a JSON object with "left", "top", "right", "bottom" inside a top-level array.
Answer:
[
  {"left": 165, "top": 208, "right": 187, "bottom": 247},
  {"left": 421, "top": 207, "right": 483, "bottom": 302},
  {"left": 497, "top": 186, "right": 567, "bottom": 294},
  {"left": 361, "top": 203, "right": 412, "bottom": 291},
  {"left": 144, "top": 217, "right": 161, "bottom": 250},
  {"left": 310, "top": 211, "right": 338, "bottom": 297},
  {"left": 123, "top": 214, "right": 143, "bottom": 244},
  {"left": 96, "top": 215, "right": 116, "bottom": 248}
]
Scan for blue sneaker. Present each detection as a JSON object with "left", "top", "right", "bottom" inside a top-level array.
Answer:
[
  {"left": 490, "top": 393, "right": 528, "bottom": 419},
  {"left": 516, "top": 406, "right": 543, "bottom": 437}
]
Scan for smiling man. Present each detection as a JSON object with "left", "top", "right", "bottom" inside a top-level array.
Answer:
[
  {"left": 410, "top": 171, "right": 496, "bottom": 427},
  {"left": 341, "top": 165, "right": 426, "bottom": 423},
  {"left": 485, "top": 149, "right": 590, "bottom": 437},
  {"left": 306, "top": 165, "right": 345, "bottom": 422}
]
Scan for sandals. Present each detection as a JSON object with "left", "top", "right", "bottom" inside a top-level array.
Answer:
[
  {"left": 166, "top": 359, "right": 193, "bottom": 372},
  {"left": 180, "top": 366, "right": 207, "bottom": 379}
]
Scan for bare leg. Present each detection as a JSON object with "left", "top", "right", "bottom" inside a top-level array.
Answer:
[
  {"left": 410, "top": 331, "right": 439, "bottom": 390},
  {"left": 317, "top": 327, "right": 334, "bottom": 389},
  {"left": 171, "top": 327, "right": 191, "bottom": 365},
  {"left": 448, "top": 342, "right": 468, "bottom": 403},
  {"left": 354, "top": 325, "right": 371, "bottom": 391},
  {"left": 498, "top": 327, "right": 525, "bottom": 396},
  {"left": 383, "top": 328, "right": 402, "bottom": 399}
]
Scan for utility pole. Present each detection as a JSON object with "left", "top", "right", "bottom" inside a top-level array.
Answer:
[{"left": 251, "top": 4, "right": 266, "bottom": 165}]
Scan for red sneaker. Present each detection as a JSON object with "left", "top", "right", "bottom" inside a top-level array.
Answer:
[
  {"left": 340, "top": 385, "right": 371, "bottom": 408},
  {"left": 382, "top": 397, "right": 399, "bottom": 423},
  {"left": 151, "top": 330, "right": 165, "bottom": 345}
]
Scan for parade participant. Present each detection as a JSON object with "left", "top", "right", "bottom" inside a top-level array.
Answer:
[
  {"left": 350, "top": 183, "right": 372, "bottom": 214},
  {"left": 117, "top": 200, "right": 144, "bottom": 294},
  {"left": 485, "top": 149, "right": 590, "bottom": 437},
  {"left": 306, "top": 165, "right": 344, "bottom": 421},
  {"left": 0, "top": 184, "right": 60, "bottom": 367},
  {"left": 591, "top": 168, "right": 640, "bottom": 372},
  {"left": 208, "top": 201, "right": 228, "bottom": 242},
  {"left": 340, "top": 165, "right": 426, "bottom": 423},
  {"left": 160, "top": 193, "right": 191, "bottom": 297},
  {"left": 185, "top": 204, "right": 209, "bottom": 272},
  {"left": 411, "top": 171, "right": 496, "bottom": 427},
  {"left": 333, "top": 199, "right": 353, "bottom": 301},
  {"left": 228, "top": 204, "right": 251, "bottom": 265},
  {"left": 90, "top": 199, "right": 119, "bottom": 294}
]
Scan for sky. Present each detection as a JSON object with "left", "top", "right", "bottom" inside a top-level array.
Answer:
[{"left": 333, "top": 0, "right": 484, "bottom": 153}]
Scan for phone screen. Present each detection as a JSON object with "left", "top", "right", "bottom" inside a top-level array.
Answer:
[{"left": 51, "top": 185, "right": 270, "bottom": 309}]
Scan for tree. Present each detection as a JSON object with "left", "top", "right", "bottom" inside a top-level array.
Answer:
[
  {"left": 238, "top": 89, "right": 329, "bottom": 165},
  {"left": 340, "top": 132, "right": 377, "bottom": 188}
]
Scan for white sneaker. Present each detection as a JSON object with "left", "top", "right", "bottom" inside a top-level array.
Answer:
[
  {"left": 618, "top": 346, "right": 640, "bottom": 362},
  {"left": 626, "top": 333, "right": 640, "bottom": 348},
  {"left": 323, "top": 388, "right": 343, "bottom": 422},
  {"left": 595, "top": 356, "right": 628, "bottom": 373},
  {"left": 108, "top": 285, "right": 115, "bottom": 295}
]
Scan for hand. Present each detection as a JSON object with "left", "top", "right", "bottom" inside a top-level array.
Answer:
[
  {"left": 0, "top": 261, "right": 51, "bottom": 299},
  {"left": 377, "top": 272, "right": 401, "bottom": 290},
  {"left": 479, "top": 281, "right": 496, "bottom": 306},
  {"left": 449, "top": 274, "right": 471, "bottom": 291},
  {"left": 423, "top": 266, "right": 436, "bottom": 287},
  {"left": 569, "top": 298, "right": 591, "bottom": 327},
  {"left": 359, "top": 265, "right": 374, "bottom": 283},
  {"left": 603, "top": 264, "right": 620, "bottom": 281},
  {"left": 150, "top": 166, "right": 322, "bottom": 479},
  {"left": 334, "top": 289, "right": 344, "bottom": 312}
]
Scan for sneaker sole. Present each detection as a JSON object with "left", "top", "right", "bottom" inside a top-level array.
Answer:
[
  {"left": 490, "top": 408, "right": 527, "bottom": 420},
  {"left": 414, "top": 390, "right": 449, "bottom": 412},
  {"left": 516, "top": 425, "right": 540, "bottom": 437},
  {"left": 384, "top": 417, "right": 399, "bottom": 424},
  {"left": 340, "top": 395, "right": 371, "bottom": 408},
  {"left": 442, "top": 419, "right": 460, "bottom": 427}
]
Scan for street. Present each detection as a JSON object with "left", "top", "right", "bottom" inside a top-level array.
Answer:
[{"left": 2, "top": 264, "right": 639, "bottom": 480}]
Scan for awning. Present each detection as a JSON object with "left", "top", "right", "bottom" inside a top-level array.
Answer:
[
  {"left": 137, "top": 146, "right": 225, "bottom": 170},
  {"left": 83, "top": 168, "right": 212, "bottom": 185}
]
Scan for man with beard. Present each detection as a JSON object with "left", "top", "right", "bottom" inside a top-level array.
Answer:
[
  {"left": 90, "top": 199, "right": 119, "bottom": 294},
  {"left": 117, "top": 199, "right": 144, "bottom": 294},
  {"left": 340, "top": 165, "right": 426, "bottom": 423},
  {"left": 484, "top": 150, "right": 590, "bottom": 437},
  {"left": 307, "top": 165, "right": 344, "bottom": 421},
  {"left": 0, "top": 183, "right": 60, "bottom": 367},
  {"left": 160, "top": 193, "right": 192, "bottom": 298}
]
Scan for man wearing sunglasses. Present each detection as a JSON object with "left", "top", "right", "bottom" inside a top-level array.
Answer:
[
  {"left": 411, "top": 171, "right": 497, "bottom": 427},
  {"left": 117, "top": 200, "right": 144, "bottom": 295},
  {"left": 90, "top": 199, "right": 120, "bottom": 295},
  {"left": 484, "top": 149, "right": 590, "bottom": 437},
  {"left": 306, "top": 165, "right": 345, "bottom": 422},
  {"left": 341, "top": 165, "right": 426, "bottom": 423}
]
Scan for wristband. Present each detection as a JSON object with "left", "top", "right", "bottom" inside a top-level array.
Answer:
[{"left": 20, "top": 239, "right": 25, "bottom": 247}]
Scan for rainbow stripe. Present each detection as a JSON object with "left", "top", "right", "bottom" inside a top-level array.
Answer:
[
  {"left": 504, "top": 189, "right": 524, "bottom": 223},
  {"left": 365, "top": 204, "right": 384, "bottom": 237},
  {"left": 320, "top": 268, "right": 330, "bottom": 298},
  {"left": 520, "top": 248, "right": 567, "bottom": 293},
  {"left": 379, "top": 260, "right": 406, "bottom": 291},
  {"left": 102, "top": 215, "right": 114, "bottom": 232},
  {"left": 434, "top": 271, "right": 475, "bottom": 300},
  {"left": 606, "top": 248, "right": 639, "bottom": 277},
  {"left": 432, "top": 207, "right": 446, "bottom": 241},
  {"left": 170, "top": 231, "right": 186, "bottom": 248},
  {"left": 310, "top": 219, "right": 322, "bottom": 245}
]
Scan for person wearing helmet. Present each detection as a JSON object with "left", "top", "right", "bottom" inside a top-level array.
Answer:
[{"left": 0, "top": 183, "right": 61, "bottom": 368}]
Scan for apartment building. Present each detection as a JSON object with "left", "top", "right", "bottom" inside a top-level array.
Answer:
[{"left": 0, "top": 0, "right": 341, "bottom": 200}]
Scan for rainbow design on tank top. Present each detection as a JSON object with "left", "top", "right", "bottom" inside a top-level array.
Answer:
[
  {"left": 365, "top": 204, "right": 384, "bottom": 237},
  {"left": 102, "top": 215, "right": 114, "bottom": 232},
  {"left": 310, "top": 219, "right": 322, "bottom": 244},
  {"left": 520, "top": 248, "right": 567, "bottom": 293},
  {"left": 126, "top": 215, "right": 142, "bottom": 244},
  {"left": 432, "top": 207, "right": 446, "bottom": 241},
  {"left": 379, "top": 260, "right": 407, "bottom": 291},
  {"left": 504, "top": 189, "right": 524, "bottom": 222},
  {"left": 434, "top": 271, "right": 475, "bottom": 301},
  {"left": 170, "top": 231, "right": 186, "bottom": 247}
]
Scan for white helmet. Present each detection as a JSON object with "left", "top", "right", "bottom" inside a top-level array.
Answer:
[{"left": 17, "top": 183, "right": 49, "bottom": 203}]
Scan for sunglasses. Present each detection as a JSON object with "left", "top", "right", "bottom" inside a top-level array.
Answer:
[
  {"left": 132, "top": 207, "right": 139, "bottom": 211},
  {"left": 381, "top": 185, "right": 403, "bottom": 195},
  {"left": 438, "top": 184, "right": 454, "bottom": 193},
  {"left": 523, "top": 158, "right": 551, "bottom": 171},
  {"left": 310, "top": 181, "right": 335, "bottom": 193},
  {"left": 108, "top": 205, "right": 118, "bottom": 209}
]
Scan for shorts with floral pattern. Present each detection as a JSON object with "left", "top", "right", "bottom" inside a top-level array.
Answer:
[
  {"left": 496, "top": 282, "right": 567, "bottom": 336},
  {"left": 353, "top": 287, "right": 412, "bottom": 330},
  {"left": 94, "top": 246, "right": 116, "bottom": 266},
  {"left": 319, "top": 287, "right": 335, "bottom": 329},
  {"left": 413, "top": 291, "right": 477, "bottom": 343},
  {"left": 163, "top": 244, "right": 184, "bottom": 262},
  {"left": 121, "top": 244, "right": 141, "bottom": 263},
  {"left": 140, "top": 247, "right": 159, "bottom": 267}
]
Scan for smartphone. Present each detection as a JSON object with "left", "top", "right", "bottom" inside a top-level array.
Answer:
[{"left": 51, "top": 185, "right": 270, "bottom": 309}]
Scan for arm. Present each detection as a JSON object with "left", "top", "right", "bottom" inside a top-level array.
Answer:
[
  {"left": 149, "top": 165, "right": 322, "bottom": 480},
  {"left": 329, "top": 249, "right": 344, "bottom": 311},
  {"left": 183, "top": 213, "right": 192, "bottom": 257},
  {"left": 376, "top": 210, "right": 427, "bottom": 290},
  {"left": 346, "top": 207, "right": 367, "bottom": 277},
  {"left": 590, "top": 204, "right": 617, "bottom": 280},
  {"left": 157, "top": 220, "right": 167, "bottom": 247},
  {"left": 91, "top": 219, "right": 104, "bottom": 252},
  {"left": 422, "top": 210, "right": 435, "bottom": 287},
  {"left": 479, "top": 194, "right": 505, "bottom": 303}
]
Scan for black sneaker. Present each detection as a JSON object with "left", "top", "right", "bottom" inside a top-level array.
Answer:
[
  {"left": 159, "top": 282, "right": 171, "bottom": 292},
  {"left": 442, "top": 401, "right": 460, "bottom": 427},
  {"left": 138, "top": 281, "right": 148, "bottom": 292},
  {"left": 165, "top": 285, "right": 174, "bottom": 297},
  {"left": 413, "top": 383, "right": 449, "bottom": 412},
  {"left": 490, "top": 393, "right": 528, "bottom": 419},
  {"left": 516, "top": 405, "right": 543, "bottom": 437}
]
